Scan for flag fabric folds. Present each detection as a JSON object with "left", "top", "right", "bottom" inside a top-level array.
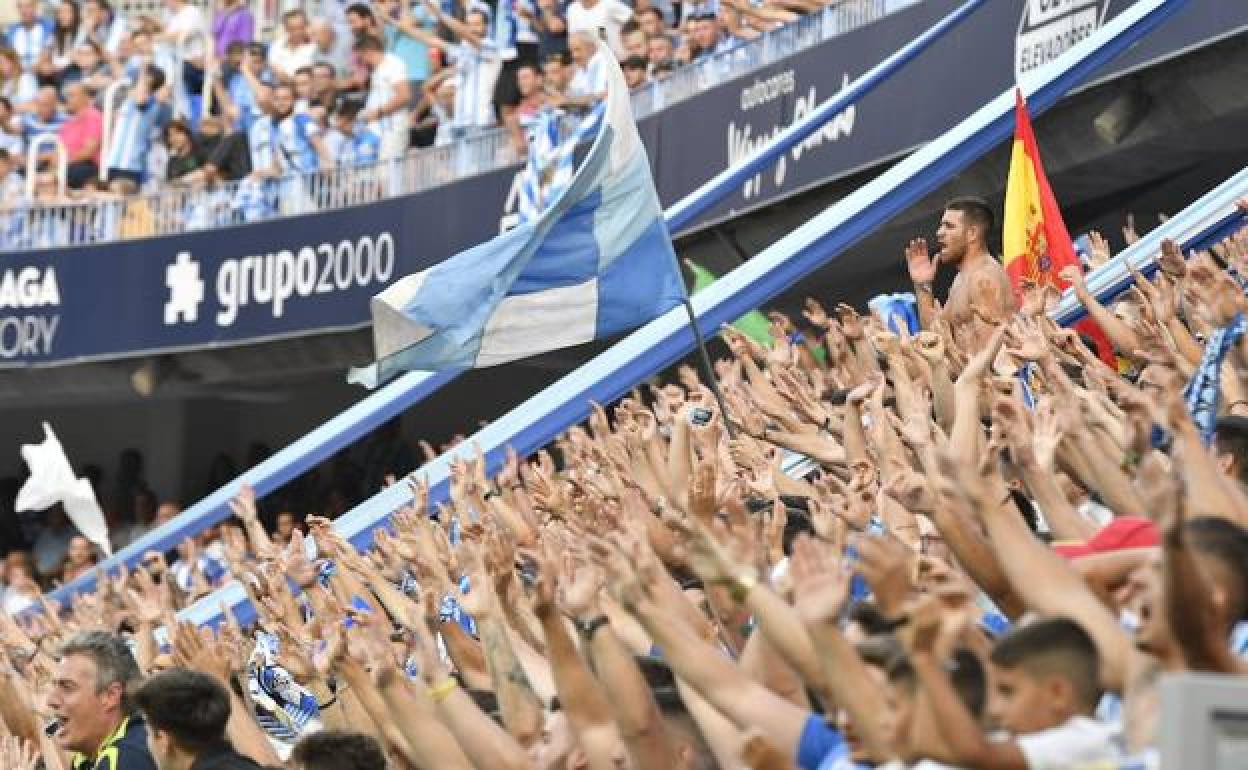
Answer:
[
  {"left": 350, "top": 47, "right": 685, "bottom": 388},
  {"left": 15, "top": 423, "right": 113, "bottom": 556},
  {"left": 1002, "top": 89, "right": 1115, "bottom": 365}
]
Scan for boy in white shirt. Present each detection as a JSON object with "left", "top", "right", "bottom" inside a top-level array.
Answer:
[{"left": 906, "top": 614, "right": 1124, "bottom": 770}]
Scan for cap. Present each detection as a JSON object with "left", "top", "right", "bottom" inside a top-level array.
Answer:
[{"left": 1052, "top": 516, "right": 1159, "bottom": 559}]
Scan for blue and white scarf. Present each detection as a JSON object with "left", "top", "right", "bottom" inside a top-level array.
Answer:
[
  {"left": 1183, "top": 312, "right": 1247, "bottom": 446},
  {"left": 516, "top": 104, "right": 604, "bottom": 223}
]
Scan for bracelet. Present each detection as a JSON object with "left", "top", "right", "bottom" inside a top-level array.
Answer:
[
  {"left": 508, "top": 483, "right": 524, "bottom": 491},
  {"left": 914, "top": 281, "right": 934, "bottom": 294},
  {"left": 483, "top": 489, "right": 499, "bottom": 500},
  {"left": 1227, "top": 400, "right": 1248, "bottom": 412},
  {"left": 575, "top": 614, "right": 610, "bottom": 639},
  {"left": 729, "top": 570, "right": 759, "bottom": 604},
  {"left": 427, "top": 677, "right": 458, "bottom": 703},
  {"left": 316, "top": 695, "right": 338, "bottom": 710}
]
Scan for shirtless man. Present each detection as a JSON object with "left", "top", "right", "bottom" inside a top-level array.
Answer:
[{"left": 906, "top": 196, "right": 1017, "bottom": 338}]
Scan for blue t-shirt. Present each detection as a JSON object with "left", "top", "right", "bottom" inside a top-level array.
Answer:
[
  {"left": 797, "top": 714, "right": 847, "bottom": 770},
  {"left": 384, "top": 10, "right": 432, "bottom": 82}
]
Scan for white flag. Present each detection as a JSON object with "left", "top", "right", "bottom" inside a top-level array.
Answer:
[{"left": 15, "top": 423, "right": 112, "bottom": 557}]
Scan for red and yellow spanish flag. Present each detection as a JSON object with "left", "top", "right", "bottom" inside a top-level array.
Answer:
[{"left": 1003, "top": 90, "right": 1115, "bottom": 365}]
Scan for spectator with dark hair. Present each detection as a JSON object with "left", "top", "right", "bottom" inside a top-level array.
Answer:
[
  {"left": 292, "top": 64, "right": 314, "bottom": 111},
  {"left": 60, "top": 534, "right": 97, "bottom": 584},
  {"left": 133, "top": 669, "right": 275, "bottom": 770},
  {"left": 353, "top": 33, "right": 409, "bottom": 161},
  {"left": 6, "top": 0, "right": 54, "bottom": 71},
  {"left": 60, "top": 39, "right": 111, "bottom": 97},
  {"left": 269, "top": 9, "right": 316, "bottom": 84},
  {"left": 375, "top": 0, "right": 437, "bottom": 108},
  {"left": 646, "top": 32, "right": 675, "bottom": 73},
  {"left": 0, "top": 47, "right": 39, "bottom": 109},
  {"left": 309, "top": 61, "right": 338, "bottom": 110},
  {"left": 47, "top": 631, "right": 156, "bottom": 770},
  {"left": 291, "top": 731, "right": 387, "bottom": 770},
  {"left": 0, "top": 147, "right": 21, "bottom": 202},
  {"left": 506, "top": 60, "right": 545, "bottom": 150},
  {"left": 418, "top": 0, "right": 502, "bottom": 136},
  {"left": 620, "top": 19, "right": 648, "bottom": 60},
  {"left": 102, "top": 63, "right": 165, "bottom": 193},
  {"left": 216, "top": 41, "right": 273, "bottom": 135},
  {"left": 541, "top": 49, "right": 569, "bottom": 98},
  {"left": 1214, "top": 415, "right": 1248, "bottom": 488},
  {"left": 82, "top": 0, "right": 125, "bottom": 55},
  {"left": 325, "top": 98, "right": 380, "bottom": 168},
  {"left": 35, "top": 0, "right": 83, "bottom": 87},
  {"left": 0, "top": 97, "right": 20, "bottom": 156},
  {"left": 164, "top": 117, "right": 202, "bottom": 182},
  {"left": 621, "top": 54, "right": 648, "bottom": 89},
  {"left": 19, "top": 85, "right": 65, "bottom": 146},
  {"left": 906, "top": 194, "right": 1017, "bottom": 338}
]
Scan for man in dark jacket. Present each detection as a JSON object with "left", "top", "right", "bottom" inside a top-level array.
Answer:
[{"left": 133, "top": 669, "right": 277, "bottom": 770}]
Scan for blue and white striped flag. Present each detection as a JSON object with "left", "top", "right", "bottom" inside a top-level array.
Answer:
[{"left": 350, "top": 46, "right": 685, "bottom": 387}]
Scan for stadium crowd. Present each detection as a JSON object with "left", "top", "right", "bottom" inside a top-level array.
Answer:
[
  {"left": 1, "top": 198, "right": 1248, "bottom": 770},
  {"left": 0, "top": 0, "right": 831, "bottom": 220}
]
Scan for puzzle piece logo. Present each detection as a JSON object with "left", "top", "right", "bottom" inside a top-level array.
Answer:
[{"left": 164, "top": 251, "right": 204, "bottom": 325}]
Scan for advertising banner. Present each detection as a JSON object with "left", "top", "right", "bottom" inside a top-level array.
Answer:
[{"left": 3, "top": 0, "right": 1243, "bottom": 366}]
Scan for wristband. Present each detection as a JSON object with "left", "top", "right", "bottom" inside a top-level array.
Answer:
[
  {"left": 575, "top": 615, "right": 610, "bottom": 639},
  {"left": 427, "top": 677, "right": 458, "bottom": 703},
  {"left": 483, "top": 488, "right": 500, "bottom": 500}
]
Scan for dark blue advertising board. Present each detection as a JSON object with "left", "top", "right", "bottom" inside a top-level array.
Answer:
[{"left": 2, "top": 0, "right": 1244, "bottom": 366}]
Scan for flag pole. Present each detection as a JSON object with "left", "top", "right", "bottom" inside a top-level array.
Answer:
[{"left": 676, "top": 268, "right": 737, "bottom": 439}]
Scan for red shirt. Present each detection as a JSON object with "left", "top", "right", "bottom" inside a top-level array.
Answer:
[{"left": 59, "top": 106, "right": 103, "bottom": 164}]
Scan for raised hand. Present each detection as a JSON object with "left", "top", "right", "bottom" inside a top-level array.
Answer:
[
  {"left": 905, "top": 237, "right": 939, "bottom": 284},
  {"left": 1087, "top": 230, "right": 1112, "bottom": 268},
  {"left": 0, "top": 735, "right": 38, "bottom": 770},
  {"left": 228, "top": 483, "right": 259, "bottom": 522},
  {"left": 1157, "top": 238, "right": 1186, "bottom": 278},
  {"left": 789, "top": 534, "right": 850, "bottom": 624},
  {"left": 802, "top": 297, "right": 831, "bottom": 329}
]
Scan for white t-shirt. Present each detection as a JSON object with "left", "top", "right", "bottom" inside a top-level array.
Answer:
[
  {"left": 268, "top": 38, "right": 317, "bottom": 79},
  {"left": 365, "top": 52, "right": 410, "bottom": 136},
  {"left": 165, "top": 3, "right": 204, "bottom": 46},
  {"left": 567, "top": 49, "right": 609, "bottom": 101},
  {"left": 1015, "top": 716, "right": 1123, "bottom": 770},
  {"left": 450, "top": 42, "right": 501, "bottom": 129},
  {"left": 566, "top": 0, "right": 632, "bottom": 56}
]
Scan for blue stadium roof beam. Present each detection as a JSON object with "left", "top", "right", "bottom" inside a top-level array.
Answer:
[{"left": 178, "top": 0, "right": 1190, "bottom": 628}]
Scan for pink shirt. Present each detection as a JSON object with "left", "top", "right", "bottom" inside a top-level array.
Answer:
[{"left": 59, "top": 106, "right": 103, "bottom": 164}]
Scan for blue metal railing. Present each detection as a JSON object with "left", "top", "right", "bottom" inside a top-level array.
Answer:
[
  {"left": 174, "top": 0, "right": 1191, "bottom": 628},
  {"left": 1051, "top": 167, "right": 1248, "bottom": 326},
  {"left": 48, "top": 0, "right": 987, "bottom": 608}
]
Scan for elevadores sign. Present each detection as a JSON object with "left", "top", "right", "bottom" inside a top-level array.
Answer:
[{"left": 1016, "top": 0, "right": 1112, "bottom": 80}]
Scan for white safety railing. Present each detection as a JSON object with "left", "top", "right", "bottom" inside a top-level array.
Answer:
[
  {"left": 1, "top": 0, "right": 912, "bottom": 253},
  {"left": 24, "top": 135, "right": 68, "bottom": 200}
]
